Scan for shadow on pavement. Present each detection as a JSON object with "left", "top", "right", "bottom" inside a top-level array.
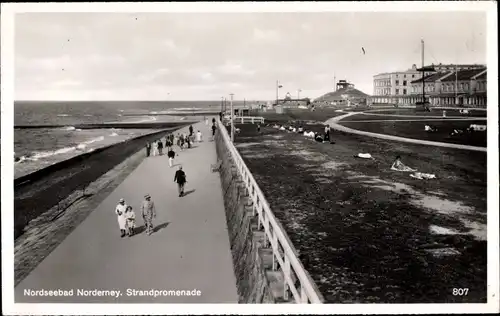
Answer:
[
  {"left": 183, "top": 189, "right": 196, "bottom": 197},
  {"left": 153, "top": 222, "right": 170, "bottom": 233},
  {"left": 133, "top": 225, "right": 146, "bottom": 235}
]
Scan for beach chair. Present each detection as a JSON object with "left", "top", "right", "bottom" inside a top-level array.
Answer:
[{"left": 211, "top": 159, "right": 222, "bottom": 173}]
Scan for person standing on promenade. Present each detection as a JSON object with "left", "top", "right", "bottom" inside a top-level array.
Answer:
[
  {"left": 180, "top": 134, "right": 185, "bottom": 151},
  {"left": 167, "top": 148, "right": 176, "bottom": 168},
  {"left": 196, "top": 130, "right": 202, "bottom": 142},
  {"left": 124, "top": 205, "right": 136, "bottom": 237},
  {"left": 212, "top": 117, "right": 216, "bottom": 125},
  {"left": 189, "top": 125, "right": 194, "bottom": 137},
  {"left": 257, "top": 123, "right": 261, "bottom": 133},
  {"left": 211, "top": 123, "right": 217, "bottom": 141},
  {"left": 115, "top": 198, "right": 128, "bottom": 238},
  {"left": 146, "top": 142, "right": 151, "bottom": 157},
  {"left": 185, "top": 135, "right": 191, "bottom": 149},
  {"left": 174, "top": 166, "right": 187, "bottom": 197},
  {"left": 174, "top": 134, "right": 179, "bottom": 149},
  {"left": 152, "top": 141, "right": 158, "bottom": 156},
  {"left": 141, "top": 194, "right": 156, "bottom": 236},
  {"left": 205, "top": 117, "right": 209, "bottom": 125},
  {"left": 158, "top": 139, "right": 164, "bottom": 156}
]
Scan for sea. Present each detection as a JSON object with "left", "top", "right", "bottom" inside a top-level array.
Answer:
[{"left": 12, "top": 101, "right": 236, "bottom": 179}]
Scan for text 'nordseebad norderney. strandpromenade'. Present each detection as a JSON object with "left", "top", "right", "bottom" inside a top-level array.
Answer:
[{"left": 23, "top": 288, "right": 202, "bottom": 299}]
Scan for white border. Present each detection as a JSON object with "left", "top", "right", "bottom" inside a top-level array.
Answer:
[{"left": 1, "top": 2, "right": 498, "bottom": 315}]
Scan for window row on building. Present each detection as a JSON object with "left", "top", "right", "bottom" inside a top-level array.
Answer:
[{"left": 370, "top": 64, "right": 487, "bottom": 107}]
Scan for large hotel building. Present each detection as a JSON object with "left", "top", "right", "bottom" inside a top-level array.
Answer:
[{"left": 371, "top": 63, "right": 487, "bottom": 107}]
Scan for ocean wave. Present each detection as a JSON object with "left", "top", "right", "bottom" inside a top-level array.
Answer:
[
  {"left": 129, "top": 116, "right": 158, "bottom": 123},
  {"left": 171, "top": 107, "right": 209, "bottom": 111},
  {"left": 57, "top": 114, "right": 71, "bottom": 117},
  {"left": 15, "top": 136, "right": 105, "bottom": 163},
  {"left": 110, "top": 132, "right": 119, "bottom": 137},
  {"left": 63, "top": 126, "right": 76, "bottom": 131}
]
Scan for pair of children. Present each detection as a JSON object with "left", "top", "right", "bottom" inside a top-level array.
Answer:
[{"left": 123, "top": 206, "right": 136, "bottom": 237}]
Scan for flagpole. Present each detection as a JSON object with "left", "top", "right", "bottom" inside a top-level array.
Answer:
[
  {"left": 455, "top": 64, "right": 458, "bottom": 105},
  {"left": 276, "top": 80, "right": 279, "bottom": 106},
  {"left": 230, "top": 93, "right": 234, "bottom": 142}
]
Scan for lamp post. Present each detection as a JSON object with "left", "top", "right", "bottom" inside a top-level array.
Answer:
[
  {"left": 230, "top": 93, "right": 234, "bottom": 142},
  {"left": 276, "top": 80, "right": 283, "bottom": 106},
  {"left": 297, "top": 89, "right": 302, "bottom": 100}
]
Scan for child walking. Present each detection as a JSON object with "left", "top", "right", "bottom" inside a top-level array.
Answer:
[{"left": 124, "top": 205, "right": 136, "bottom": 237}]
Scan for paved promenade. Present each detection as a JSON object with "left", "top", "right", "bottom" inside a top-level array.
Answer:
[{"left": 15, "top": 121, "right": 238, "bottom": 303}]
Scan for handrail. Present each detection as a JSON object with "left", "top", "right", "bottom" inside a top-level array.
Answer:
[
  {"left": 216, "top": 118, "right": 323, "bottom": 304},
  {"left": 229, "top": 116, "right": 265, "bottom": 124}
]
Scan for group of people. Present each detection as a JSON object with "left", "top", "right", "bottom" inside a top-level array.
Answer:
[
  {"left": 146, "top": 126, "right": 204, "bottom": 158},
  {"left": 115, "top": 163, "right": 189, "bottom": 237},
  {"left": 424, "top": 123, "right": 487, "bottom": 136},
  {"left": 116, "top": 120, "right": 225, "bottom": 237},
  {"left": 270, "top": 123, "right": 333, "bottom": 143},
  {"left": 115, "top": 195, "right": 156, "bottom": 237}
]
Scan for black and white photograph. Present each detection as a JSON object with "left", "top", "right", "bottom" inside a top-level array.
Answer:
[{"left": 1, "top": 2, "right": 498, "bottom": 315}]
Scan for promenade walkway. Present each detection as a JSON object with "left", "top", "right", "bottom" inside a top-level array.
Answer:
[{"left": 15, "top": 121, "right": 238, "bottom": 303}]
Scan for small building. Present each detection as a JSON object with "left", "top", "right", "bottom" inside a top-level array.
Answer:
[{"left": 315, "top": 81, "right": 369, "bottom": 107}]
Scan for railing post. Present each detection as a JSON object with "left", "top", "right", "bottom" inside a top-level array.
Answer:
[
  {"left": 241, "top": 117, "right": 243, "bottom": 124},
  {"left": 272, "top": 232, "right": 278, "bottom": 271},
  {"left": 252, "top": 117, "right": 255, "bottom": 124},
  {"left": 284, "top": 256, "right": 291, "bottom": 301},
  {"left": 300, "top": 286, "right": 308, "bottom": 303}
]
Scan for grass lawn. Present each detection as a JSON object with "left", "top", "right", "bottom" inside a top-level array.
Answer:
[
  {"left": 368, "top": 108, "right": 487, "bottom": 117},
  {"left": 339, "top": 113, "right": 487, "bottom": 122},
  {"left": 229, "top": 122, "right": 486, "bottom": 303},
  {"left": 249, "top": 107, "right": 351, "bottom": 124},
  {"left": 339, "top": 120, "right": 486, "bottom": 147}
]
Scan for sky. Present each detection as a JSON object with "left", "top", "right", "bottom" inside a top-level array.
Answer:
[{"left": 14, "top": 11, "right": 487, "bottom": 101}]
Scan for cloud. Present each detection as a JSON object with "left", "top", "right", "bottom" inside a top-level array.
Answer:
[
  {"left": 138, "top": 68, "right": 171, "bottom": 82},
  {"left": 217, "top": 61, "right": 256, "bottom": 76},
  {"left": 252, "top": 28, "right": 281, "bottom": 42},
  {"left": 51, "top": 79, "right": 83, "bottom": 88},
  {"left": 13, "top": 12, "right": 487, "bottom": 101}
]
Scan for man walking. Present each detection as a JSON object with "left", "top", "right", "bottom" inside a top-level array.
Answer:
[
  {"left": 174, "top": 166, "right": 187, "bottom": 197},
  {"left": 189, "top": 125, "right": 194, "bottom": 137},
  {"left": 167, "top": 148, "right": 176, "bottom": 168},
  {"left": 145, "top": 142, "right": 151, "bottom": 157},
  {"left": 115, "top": 198, "right": 128, "bottom": 238},
  {"left": 141, "top": 194, "right": 156, "bottom": 236},
  {"left": 211, "top": 123, "right": 217, "bottom": 141},
  {"left": 157, "top": 139, "right": 164, "bottom": 156}
]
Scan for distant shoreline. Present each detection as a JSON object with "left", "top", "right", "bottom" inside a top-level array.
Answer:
[{"left": 14, "top": 121, "right": 198, "bottom": 129}]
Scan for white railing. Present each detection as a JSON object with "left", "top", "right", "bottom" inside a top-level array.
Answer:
[
  {"left": 231, "top": 116, "right": 265, "bottom": 124},
  {"left": 217, "top": 118, "right": 323, "bottom": 304}
]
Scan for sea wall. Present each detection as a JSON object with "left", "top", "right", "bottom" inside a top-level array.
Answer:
[
  {"left": 14, "top": 125, "right": 187, "bottom": 239},
  {"left": 215, "top": 132, "right": 286, "bottom": 303}
]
